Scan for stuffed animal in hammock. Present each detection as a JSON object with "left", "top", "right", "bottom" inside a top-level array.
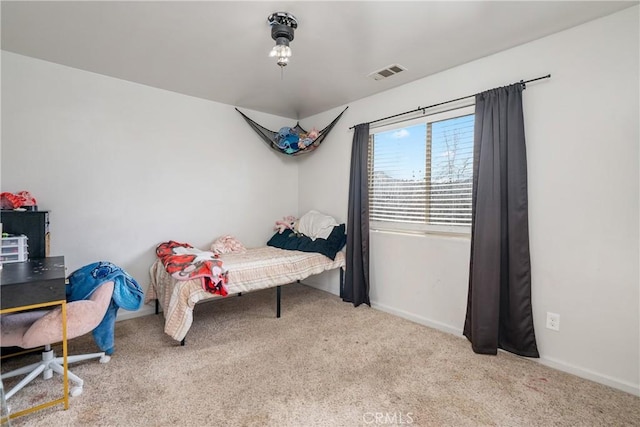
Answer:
[{"left": 276, "top": 127, "right": 301, "bottom": 154}]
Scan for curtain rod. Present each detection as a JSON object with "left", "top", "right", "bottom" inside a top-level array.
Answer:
[{"left": 349, "top": 74, "right": 551, "bottom": 130}]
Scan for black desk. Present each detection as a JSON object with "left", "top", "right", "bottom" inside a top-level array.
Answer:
[
  {"left": 0, "top": 256, "right": 69, "bottom": 419},
  {"left": 1, "top": 257, "right": 66, "bottom": 309}
]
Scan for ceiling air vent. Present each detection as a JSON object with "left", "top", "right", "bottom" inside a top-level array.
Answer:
[{"left": 368, "top": 64, "right": 406, "bottom": 81}]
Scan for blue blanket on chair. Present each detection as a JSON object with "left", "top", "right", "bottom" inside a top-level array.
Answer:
[{"left": 67, "top": 261, "right": 144, "bottom": 355}]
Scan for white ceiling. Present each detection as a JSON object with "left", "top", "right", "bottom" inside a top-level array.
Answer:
[{"left": 1, "top": 1, "right": 636, "bottom": 119}]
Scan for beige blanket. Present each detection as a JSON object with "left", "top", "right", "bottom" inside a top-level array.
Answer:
[{"left": 147, "top": 246, "right": 345, "bottom": 341}]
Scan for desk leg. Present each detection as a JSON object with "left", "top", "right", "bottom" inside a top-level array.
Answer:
[
  {"left": 4, "top": 299, "right": 70, "bottom": 419},
  {"left": 61, "top": 301, "right": 69, "bottom": 410}
]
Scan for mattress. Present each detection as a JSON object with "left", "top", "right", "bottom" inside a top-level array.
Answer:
[{"left": 146, "top": 246, "right": 345, "bottom": 341}]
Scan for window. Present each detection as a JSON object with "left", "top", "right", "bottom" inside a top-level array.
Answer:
[{"left": 368, "top": 106, "right": 474, "bottom": 234}]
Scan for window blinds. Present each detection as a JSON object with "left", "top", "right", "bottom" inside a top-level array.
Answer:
[{"left": 368, "top": 113, "right": 474, "bottom": 230}]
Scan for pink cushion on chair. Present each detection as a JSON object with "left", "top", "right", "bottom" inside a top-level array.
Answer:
[
  {"left": 1, "top": 311, "right": 48, "bottom": 347},
  {"left": 0, "top": 281, "right": 115, "bottom": 349}
]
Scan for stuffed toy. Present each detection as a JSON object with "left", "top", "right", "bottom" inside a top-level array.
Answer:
[
  {"left": 274, "top": 215, "right": 298, "bottom": 234},
  {"left": 276, "top": 127, "right": 300, "bottom": 153},
  {"left": 307, "top": 128, "right": 319, "bottom": 140},
  {"left": 297, "top": 127, "right": 320, "bottom": 150}
]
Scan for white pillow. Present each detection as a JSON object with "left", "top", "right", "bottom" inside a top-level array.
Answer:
[{"left": 297, "top": 210, "right": 339, "bottom": 241}]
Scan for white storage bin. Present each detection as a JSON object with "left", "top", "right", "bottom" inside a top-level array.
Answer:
[{"left": 1, "top": 235, "right": 28, "bottom": 263}]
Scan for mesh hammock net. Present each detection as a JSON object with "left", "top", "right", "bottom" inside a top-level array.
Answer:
[{"left": 235, "top": 107, "right": 348, "bottom": 156}]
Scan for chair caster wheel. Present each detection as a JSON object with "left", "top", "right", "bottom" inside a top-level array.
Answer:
[
  {"left": 99, "top": 355, "right": 111, "bottom": 363},
  {"left": 70, "top": 386, "right": 83, "bottom": 397}
]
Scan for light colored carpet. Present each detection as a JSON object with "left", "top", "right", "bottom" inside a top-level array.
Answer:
[{"left": 2, "top": 284, "right": 639, "bottom": 426}]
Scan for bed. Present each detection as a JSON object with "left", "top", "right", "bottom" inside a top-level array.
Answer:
[
  {"left": 146, "top": 245, "right": 345, "bottom": 344},
  {"left": 147, "top": 211, "right": 347, "bottom": 344}
]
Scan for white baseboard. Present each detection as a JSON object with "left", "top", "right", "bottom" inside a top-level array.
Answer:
[
  {"left": 536, "top": 356, "right": 640, "bottom": 396},
  {"left": 116, "top": 304, "right": 156, "bottom": 321},
  {"left": 370, "top": 300, "right": 640, "bottom": 397},
  {"left": 303, "top": 279, "right": 339, "bottom": 296},
  {"left": 370, "top": 300, "right": 464, "bottom": 338}
]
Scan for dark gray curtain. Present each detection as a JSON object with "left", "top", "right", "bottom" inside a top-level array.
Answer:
[
  {"left": 343, "top": 123, "right": 370, "bottom": 307},
  {"left": 464, "top": 84, "right": 539, "bottom": 358}
]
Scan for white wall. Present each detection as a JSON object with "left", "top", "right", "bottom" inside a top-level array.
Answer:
[
  {"left": 2, "top": 6, "right": 638, "bottom": 396},
  {"left": 1, "top": 52, "right": 299, "bottom": 317},
  {"left": 300, "top": 7, "right": 639, "bottom": 395}
]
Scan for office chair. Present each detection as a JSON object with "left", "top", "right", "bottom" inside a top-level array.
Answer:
[{"left": 0, "top": 280, "right": 114, "bottom": 398}]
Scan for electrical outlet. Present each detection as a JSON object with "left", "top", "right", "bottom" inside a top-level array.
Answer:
[{"left": 546, "top": 312, "right": 560, "bottom": 331}]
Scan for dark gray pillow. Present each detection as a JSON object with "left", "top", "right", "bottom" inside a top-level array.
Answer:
[{"left": 267, "top": 224, "right": 346, "bottom": 260}]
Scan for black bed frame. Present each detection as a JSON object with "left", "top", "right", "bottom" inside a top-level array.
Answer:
[{"left": 155, "top": 267, "right": 345, "bottom": 346}]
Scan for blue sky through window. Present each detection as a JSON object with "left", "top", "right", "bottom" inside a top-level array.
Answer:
[
  {"left": 373, "top": 124, "right": 426, "bottom": 181},
  {"left": 373, "top": 114, "right": 474, "bottom": 181}
]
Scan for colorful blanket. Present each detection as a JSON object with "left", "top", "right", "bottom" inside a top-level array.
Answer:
[{"left": 156, "top": 241, "right": 228, "bottom": 296}]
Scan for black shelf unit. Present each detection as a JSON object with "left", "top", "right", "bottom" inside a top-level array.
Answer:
[{"left": 1, "top": 210, "right": 50, "bottom": 259}]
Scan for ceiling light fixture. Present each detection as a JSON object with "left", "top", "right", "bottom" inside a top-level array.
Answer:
[{"left": 267, "top": 12, "right": 298, "bottom": 69}]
